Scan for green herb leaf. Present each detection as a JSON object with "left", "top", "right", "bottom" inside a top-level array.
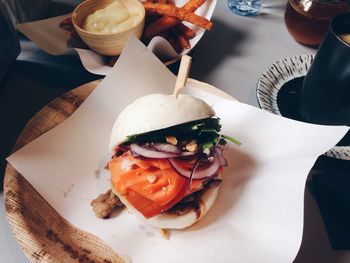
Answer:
[
  {"left": 124, "top": 117, "right": 241, "bottom": 150},
  {"left": 222, "top": 134, "right": 241, "bottom": 146}
]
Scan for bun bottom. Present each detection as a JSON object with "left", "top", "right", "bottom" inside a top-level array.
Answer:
[{"left": 111, "top": 182, "right": 220, "bottom": 229}]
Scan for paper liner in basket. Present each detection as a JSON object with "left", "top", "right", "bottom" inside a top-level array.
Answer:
[
  {"left": 7, "top": 35, "right": 349, "bottom": 262},
  {"left": 16, "top": 0, "right": 217, "bottom": 76}
]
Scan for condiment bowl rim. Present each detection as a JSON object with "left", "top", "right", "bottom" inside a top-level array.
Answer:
[{"left": 72, "top": 0, "right": 146, "bottom": 36}]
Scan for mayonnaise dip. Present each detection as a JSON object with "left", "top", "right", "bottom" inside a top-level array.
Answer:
[{"left": 83, "top": 0, "right": 142, "bottom": 34}]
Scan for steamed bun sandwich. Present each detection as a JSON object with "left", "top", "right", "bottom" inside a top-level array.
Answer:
[{"left": 91, "top": 93, "right": 240, "bottom": 229}]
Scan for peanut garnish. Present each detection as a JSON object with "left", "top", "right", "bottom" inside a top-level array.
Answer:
[
  {"left": 160, "top": 229, "right": 170, "bottom": 240},
  {"left": 147, "top": 174, "right": 157, "bottom": 184},
  {"left": 166, "top": 136, "right": 178, "bottom": 145},
  {"left": 203, "top": 148, "right": 210, "bottom": 156},
  {"left": 185, "top": 140, "right": 198, "bottom": 152}
]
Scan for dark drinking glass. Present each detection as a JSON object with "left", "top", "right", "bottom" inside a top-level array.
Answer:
[
  {"left": 0, "top": 2, "right": 20, "bottom": 82},
  {"left": 300, "top": 12, "right": 350, "bottom": 125}
]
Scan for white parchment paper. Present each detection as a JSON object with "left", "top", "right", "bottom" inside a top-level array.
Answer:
[
  {"left": 16, "top": 0, "right": 216, "bottom": 76},
  {"left": 7, "top": 36, "right": 349, "bottom": 263}
]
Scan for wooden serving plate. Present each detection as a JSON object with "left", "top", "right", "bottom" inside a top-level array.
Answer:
[
  {"left": 4, "top": 79, "right": 234, "bottom": 262},
  {"left": 4, "top": 80, "right": 123, "bottom": 263}
]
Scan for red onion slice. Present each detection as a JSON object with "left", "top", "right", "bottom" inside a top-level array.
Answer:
[
  {"left": 151, "top": 142, "right": 198, "bottom": 157},
  {"left": 151, "top": 143, "right": 181, "bottom": 154},
  {"left": 130, "top": 143, "right": 198, "bottom": 159},
  {"left": 130, "top": 144, "right": 181, "bottom": 159},
  {"left": 215, "top": 147, "right": 228, "bottom": 167},
  {"left": 180, "top": 151, "right": 197, "bottom": 157},
  {"left": 169, "top": 152, "right": 222, "bottom": 180}
]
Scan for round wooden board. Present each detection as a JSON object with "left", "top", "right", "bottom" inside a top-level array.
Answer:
[
  {"left": 4, "top": 80, "right": 124, "bottom": 263},
  {"left": 4, "top": 79, "right": 235, "bottom": 263}
]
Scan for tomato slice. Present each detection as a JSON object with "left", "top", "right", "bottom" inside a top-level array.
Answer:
[
  {"left": 134, "top": 157, "right": 171, "bottom": 170},
  {"left": 110, "top": 153, "right": 194, "bottom": 218},
  {"left": 125, "top": 183, "right": 188, "bottom": 218},
  {"left": 108, "top": 152, "right": 212, "bottom": 218},
  {"left": 124, "top": 189, "right": 163, "bottom": 218}
]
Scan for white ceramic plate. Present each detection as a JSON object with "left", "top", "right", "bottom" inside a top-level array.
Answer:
[{"left": 257, "top": 54, "right": 350, "bottom": 160}]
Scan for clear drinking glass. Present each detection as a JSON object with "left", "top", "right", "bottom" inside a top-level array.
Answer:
[{"left": 228, "top": 0, "right": 262, "bottom": 16}]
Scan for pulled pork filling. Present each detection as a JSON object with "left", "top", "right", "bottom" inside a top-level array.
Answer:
[
  {"left": 90, "top": 179, "right": 221, "bottom": 219},
  {"left": 90, "top": 189, "right": 123, "bottom": 219},
  {"left": 166, "top": 179, "right": 221, "bottom": 216}
]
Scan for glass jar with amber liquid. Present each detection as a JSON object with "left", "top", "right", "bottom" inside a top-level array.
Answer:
[{"left": 284, "top": 0, "right": 349, "bottom": 47}]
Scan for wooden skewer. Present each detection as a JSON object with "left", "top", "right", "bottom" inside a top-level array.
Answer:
[{"left": 173, "top": 55, "right": 192, "bottom": 98}]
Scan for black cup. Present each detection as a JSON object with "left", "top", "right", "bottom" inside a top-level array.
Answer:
[{"left": 300, "top": 12, "right": 350, "bottom": 125}]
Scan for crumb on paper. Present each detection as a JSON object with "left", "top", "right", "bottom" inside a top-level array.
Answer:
[
  {"left": 62, "top": 184, "right": 75, "bottom": 198},
  {"left": 94, "top": 170, "right": 100, "bottom": 179},
  {"left": 159, "top": 229, "right": 170, "bottom": 240},
  {"left": 121, "top": 255, "right": 132, "bottom": 263},
  {"left": 146, "top": 232, "right": 154, "bottom": 238}
]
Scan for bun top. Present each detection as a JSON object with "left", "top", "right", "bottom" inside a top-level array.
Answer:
[{"left": 109, "top": 93, "right": 215, "bottom": 153}]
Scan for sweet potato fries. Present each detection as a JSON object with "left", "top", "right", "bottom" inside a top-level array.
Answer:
[
  {"left": 143, "top": 0, "right": 213, "bottom": 53},
  {"left": 59, "top": 0, "right": 213, "bottom": 65}
]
